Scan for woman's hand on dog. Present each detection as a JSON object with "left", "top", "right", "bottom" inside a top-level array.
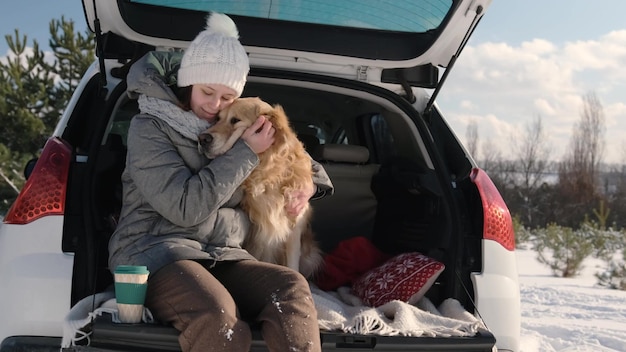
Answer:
[
  {"left": 285, "top": 181, "right": 315, "bottom": 216},
  {"left": 242, "top": 115, "right": 275, "bottom": 154}
]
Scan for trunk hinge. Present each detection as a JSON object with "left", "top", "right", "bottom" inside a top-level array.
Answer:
[
  {"left": 424, "top": 3, "right": 485, "bottom": 116},
  {"left": 357, "top": 66, "right": 368, "bottom": 81},
  {"left": 92, "top": 0, "right": 108, "bottom": 91}
]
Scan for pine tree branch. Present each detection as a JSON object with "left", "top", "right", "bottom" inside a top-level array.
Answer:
[{"left": 0, "top": 169, "right": 20, "bottom": 194}]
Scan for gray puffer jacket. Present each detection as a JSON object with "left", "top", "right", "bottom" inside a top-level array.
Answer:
[{"left": 108, "top": 51, "right": 333, "bottom": 277}]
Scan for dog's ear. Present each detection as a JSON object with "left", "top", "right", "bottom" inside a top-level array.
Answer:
[
  {"left": 266, "top": 104, "right": 292, "bottom": 133},
  {"left": 255, "top": 101, "right": 278, "bottom": 127},
  {"left": 256, "top": 104, "right": 274, "bottom": 118},
  {"left": 272, "top": 104, "right": 286, "bottom": 117}
]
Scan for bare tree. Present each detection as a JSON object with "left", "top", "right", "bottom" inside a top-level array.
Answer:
[
  {"left": 603, "top": 138, "right": 626, "bottom": 229},
  {"left": 512, "top": 115, "right": 551, "bottom": 191},
  {"left": 465, "top": 120, "right": 479, "bottom": 160},
  {"left": 557, "top": 91, "right": 606, "bottom": 227},
  {"left": 510, "top": 115, "right": 551, "bottom": 227},
  {"left": 481, "top": 138, "right": 516, "bottom": 201},
  {"left": 481, "top": 138, "right": 501, "bottom": 172},
  {"left": 574, "top": 92, "right": 605, "bottom": 179}
]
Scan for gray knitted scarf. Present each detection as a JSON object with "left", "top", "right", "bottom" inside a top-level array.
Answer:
[{"left": 138, "top": 95, "right": 211, "bottom": 141}]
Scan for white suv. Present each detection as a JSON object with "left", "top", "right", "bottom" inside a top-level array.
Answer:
[{"left": 0, "top": 1, "right": 520, "bottom": 351}]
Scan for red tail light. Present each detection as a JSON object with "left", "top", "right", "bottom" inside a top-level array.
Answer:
[
  {"left": 470, "top": 168, "right": 515, "bottom": 251},
  {"left": 4, "top": 138, "right": 71, "bottom": 224}
]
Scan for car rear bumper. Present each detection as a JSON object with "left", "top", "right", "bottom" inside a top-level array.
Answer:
[
  {"left": 472, "top": 240, "right": 521, "bottom": 352},
  {"left": 60, "top": 315, "right": 496, "bottom": 352},
  {"left": 0, "top": 336, "right": 62, "bottom": 352},
  {"left": 0, "top": 216, "right": 74, "bottom": 344}
]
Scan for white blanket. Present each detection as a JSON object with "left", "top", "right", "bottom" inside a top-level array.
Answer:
[
  {"left": 62, "top": 286, "right": 484, "bottom": 348},
  {"left": 311, "top": 285, "right": 484, "bottom": 337},
  {"left": 61, "top": 291, "right": 154, "bottom": 348}
]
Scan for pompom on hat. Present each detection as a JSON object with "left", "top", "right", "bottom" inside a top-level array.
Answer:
[{"left": 177, "top": 12, "right": 249, "bottom": 97}]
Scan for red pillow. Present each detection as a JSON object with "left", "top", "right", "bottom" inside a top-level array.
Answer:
[
  {"left": 352, "top": 252, "right": 445, "bottom": 307},
  {"left": 315, "top": 236, "right": 392, "bottom": 291}
]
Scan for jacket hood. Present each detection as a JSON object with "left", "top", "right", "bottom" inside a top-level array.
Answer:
[{"left": 126, "top": 51, "right": 184, "bottom": 104}]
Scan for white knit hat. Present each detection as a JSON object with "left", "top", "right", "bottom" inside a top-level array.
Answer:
[{"left": 177, "top": 12, "right": 249, "bottom": 97}]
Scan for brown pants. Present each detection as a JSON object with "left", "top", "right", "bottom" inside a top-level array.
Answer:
[{"left": 145, "top": 259, "right": 321, "bottom": 352}]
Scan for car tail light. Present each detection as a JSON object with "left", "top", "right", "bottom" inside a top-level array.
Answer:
[
  {"left": 470, "top": 167, "right": 515, "bottom": 251},
  {"left": 3, "top": 138, "right": 72, "bottom": 224}
]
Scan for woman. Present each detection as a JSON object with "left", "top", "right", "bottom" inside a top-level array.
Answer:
[{"left": 108, "top": 13, "right": 333, "bottom": 352}]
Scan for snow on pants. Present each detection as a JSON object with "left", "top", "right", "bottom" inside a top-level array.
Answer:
[{"left": 145, "top": 259, "right": 321, "bottom": 352}]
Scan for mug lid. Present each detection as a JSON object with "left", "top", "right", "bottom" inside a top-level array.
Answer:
[{"left": 115, "top": 265, "right": 149, "bottom": 275}]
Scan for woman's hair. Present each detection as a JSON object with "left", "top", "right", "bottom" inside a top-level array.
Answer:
[{"left": 174, "top": 85, "right": 193, "bottom": 111}]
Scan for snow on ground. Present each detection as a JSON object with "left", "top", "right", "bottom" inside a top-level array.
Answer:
[{"left": 517, "top": 248, "right": 626, "bottom": 352}]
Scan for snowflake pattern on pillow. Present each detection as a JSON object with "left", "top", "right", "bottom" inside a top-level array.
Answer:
[{"left": 352, "top": 252, "right": 445, "bottom": 307}]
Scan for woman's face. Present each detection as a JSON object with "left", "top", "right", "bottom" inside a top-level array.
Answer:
[{"left": 190, "top": 84, "right": 237, "bottom": 122}]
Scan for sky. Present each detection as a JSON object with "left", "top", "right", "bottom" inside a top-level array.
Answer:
[
  {"left": 439, "top": 0, "right": 626, "bottom": 165},
  {"left": 2, "top": 1, "right": 626, "bottom": 164}
]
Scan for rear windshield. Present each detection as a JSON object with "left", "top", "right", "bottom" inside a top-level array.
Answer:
[{"left": 130, "top": 0, "right": 452, "bottom": 33}]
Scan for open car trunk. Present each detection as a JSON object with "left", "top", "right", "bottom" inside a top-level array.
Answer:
[{"left": 61, "top": 59, "right": 491, "bottom": 351}]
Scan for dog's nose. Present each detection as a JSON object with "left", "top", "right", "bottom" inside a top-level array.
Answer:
[{"left": 198, "top": 133, "right": 213, "bottom": 148}]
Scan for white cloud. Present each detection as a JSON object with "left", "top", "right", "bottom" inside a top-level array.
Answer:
[
  {"left": 460, "top": 99, "right": 476, "bottom": 110},
  {"left": 533, "top": 98, "right": 557, "bottom": 117},
  {"left": 438, "top": 30, "right": 626, "bottom": 164}
]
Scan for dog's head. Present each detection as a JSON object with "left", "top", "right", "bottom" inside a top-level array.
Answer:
[{"left": 198, "top": 97, "right": 274, "bottom": 159}]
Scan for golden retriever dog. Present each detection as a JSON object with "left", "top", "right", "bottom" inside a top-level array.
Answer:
[{"left": 198, "top": 97, "right": 322, "bottom": 278}]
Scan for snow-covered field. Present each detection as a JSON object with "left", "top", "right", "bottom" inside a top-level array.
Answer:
[{"left": 517, "top": 248, "right": 626, "bottom": 351}]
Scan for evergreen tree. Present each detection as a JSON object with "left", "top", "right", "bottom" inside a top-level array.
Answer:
[
  {"left": 48, "top": 17, "right": 95, "bottom": 126},
  {"left": 0, "top": 30, "right": 52, "bottom": 154},
  {"left": 0, "top": 18, "right": 94, "bottom": 213},
  {"left": 534, "top": 223, "right": 594, "bottom": 277}
]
